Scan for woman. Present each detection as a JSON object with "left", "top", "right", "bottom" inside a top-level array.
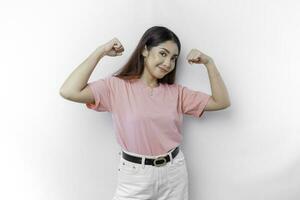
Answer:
[{"left": 60, "top": 26, "right": 231, "bottom": 200}]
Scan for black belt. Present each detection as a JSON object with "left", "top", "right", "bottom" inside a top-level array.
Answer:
[{"left": 121, "top": 146, "right": 179, "bottom": 167}]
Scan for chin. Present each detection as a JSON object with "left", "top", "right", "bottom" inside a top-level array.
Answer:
[{"left": 155, "top": 71, "right": 165, "bottom": 77}]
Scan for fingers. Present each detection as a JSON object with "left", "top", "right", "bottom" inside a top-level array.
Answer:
[
  {"left": 114, "top": 46, "right": 124, "bottom": 55},
  {"left": 186, "top": 49, "right": 203, "bottom": 64},
  {"left": 114, "top": 44, "right": 124, "bottom": 51},
  {"left": 187, "top": 57, "right": 200, "bottom": 64},
  {"left": 112, "top": 40, "right": 124, "bottom": 53}
]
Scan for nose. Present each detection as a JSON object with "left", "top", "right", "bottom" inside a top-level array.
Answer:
[{"left": 163, "top": 58, "right": 171, "bottom": 68}]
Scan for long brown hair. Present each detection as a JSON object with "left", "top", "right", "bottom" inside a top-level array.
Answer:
[{"left": 112, "top": 26, "right": 181, "bottom": 85}]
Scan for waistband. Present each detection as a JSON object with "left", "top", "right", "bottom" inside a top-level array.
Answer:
[
  {"left": 119, "top": 146, "right": 180, "bottom": 168},
  {"left": 120, "top": 145, "right": 180, "bottom": 159}
]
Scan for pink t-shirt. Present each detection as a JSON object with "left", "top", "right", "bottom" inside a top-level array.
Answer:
[{"left": 85, "top": 75, "right": 210, "bottom": 156}]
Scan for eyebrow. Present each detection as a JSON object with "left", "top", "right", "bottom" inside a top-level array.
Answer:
[{"left": 160, "top": 47, "right": 178, "bottom": 57}]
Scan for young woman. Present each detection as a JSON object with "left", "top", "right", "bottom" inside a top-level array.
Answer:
[{"left": 60, "top": 26, "right": 231, "bottom": 200}]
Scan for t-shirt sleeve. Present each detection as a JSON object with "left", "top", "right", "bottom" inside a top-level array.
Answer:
[
  {"left": 85, "top": 76, "right": 113, "bottom": 112},
  {"left": 179, "top": 85, "right": 211, "bottom": 118}
]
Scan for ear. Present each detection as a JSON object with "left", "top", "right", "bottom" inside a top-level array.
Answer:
[{"left": 142, "top": 45, "right": 149, "bottom": 57}]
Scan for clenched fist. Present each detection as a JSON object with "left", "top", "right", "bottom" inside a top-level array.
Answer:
[
  {"left": 186, "top": 49, "right": 213, "bottom": 65},
  {"left": 102, "top": 37, "right": 125, "bottom": 57}
]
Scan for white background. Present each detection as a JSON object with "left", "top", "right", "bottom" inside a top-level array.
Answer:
[{"left": 1, "top": 0, "right": 299, "bottom": 200}]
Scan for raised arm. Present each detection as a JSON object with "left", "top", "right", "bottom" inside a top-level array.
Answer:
[
  {"left": 59, "top": 37, "right": 124, "bottom": 104},
  {"left": 186, "top": 49, "right": 231, "bottom": 111}
]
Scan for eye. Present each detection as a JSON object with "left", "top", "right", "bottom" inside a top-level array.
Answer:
[
  {"left": 160, "top": 51, "right": 177, "bottom": 61},
  {"left": 160, "top": 52, "right": 167, "bottom": 57}
]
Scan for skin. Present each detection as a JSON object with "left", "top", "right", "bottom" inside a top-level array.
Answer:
[
  {"left": 140, "top": 40, "right": 231, "bottom": 109},
  {"left": 141, "top": 40, "right": 179, "bottom": 88},
  {"left": 60, "top": 37, "right": 230, "bottom": 111}
]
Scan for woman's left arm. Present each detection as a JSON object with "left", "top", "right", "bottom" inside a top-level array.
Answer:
[{"left": 186, "top": 49, "right": 231, "bottom": 109}]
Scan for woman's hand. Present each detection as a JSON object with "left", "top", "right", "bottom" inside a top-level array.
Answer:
[
  {"left": 102, "top": 37, "right": 125, "bottom": 57},
  {"left": 186, "top": 49, "right": 213, "bottom": 65}
]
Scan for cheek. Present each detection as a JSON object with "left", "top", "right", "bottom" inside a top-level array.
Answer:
[
  {"left": 150, "top": 57, "right": 163, "bottom": 67},
  {"left": 152, "top": 54, "right": 163, "bottom": 62}
]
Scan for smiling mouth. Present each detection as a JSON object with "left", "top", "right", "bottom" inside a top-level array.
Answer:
[{"left": 158, "top": 67, "right": 168, "bottom": 73}]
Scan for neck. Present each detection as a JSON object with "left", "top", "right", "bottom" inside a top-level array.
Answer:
[{"left": 140, "top": 70, "right": 158, "bottom": 87}]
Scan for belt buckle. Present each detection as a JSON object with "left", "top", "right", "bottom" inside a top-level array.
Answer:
[{"left": 153, "top": 156, "right": 167, "bottom": 167}]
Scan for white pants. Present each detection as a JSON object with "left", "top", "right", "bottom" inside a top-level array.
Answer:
[{"left": 112, "top": 146, "right": 189, "bottom": 200}]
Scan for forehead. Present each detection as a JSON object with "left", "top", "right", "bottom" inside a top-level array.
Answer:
[{"left": 155, "top": 41, "right": 179, "bottom": 55}]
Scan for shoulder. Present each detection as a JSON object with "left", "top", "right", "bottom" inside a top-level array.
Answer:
[
  {"left": 94, "top": 75, "right": 122, "bottom": 93},
  {"left": 103, "top": 75, "right": 125, "bottom": 85},
  {"left": 160, "top": 82, "right": 182, "bottom": 96},
  {"left": 167, "top": 83, "right": 198, "bottom": 97},
  {"left": 107, "top": 75, "right": 131, "bottom": 83},
  {"left": 105, "top": 75, "right": 134, "bottom": 92}
]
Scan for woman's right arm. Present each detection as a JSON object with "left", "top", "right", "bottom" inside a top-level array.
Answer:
[
  {"left": 59, "top": 37, "right": 124, "bottom": 104},
  {"left": 59, "top": 45, "right": 107, "bottom": 104}
]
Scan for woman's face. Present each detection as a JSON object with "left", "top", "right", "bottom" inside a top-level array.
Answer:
[{"left": 142, "top": 40, "right": 179, "bottom": 79}]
